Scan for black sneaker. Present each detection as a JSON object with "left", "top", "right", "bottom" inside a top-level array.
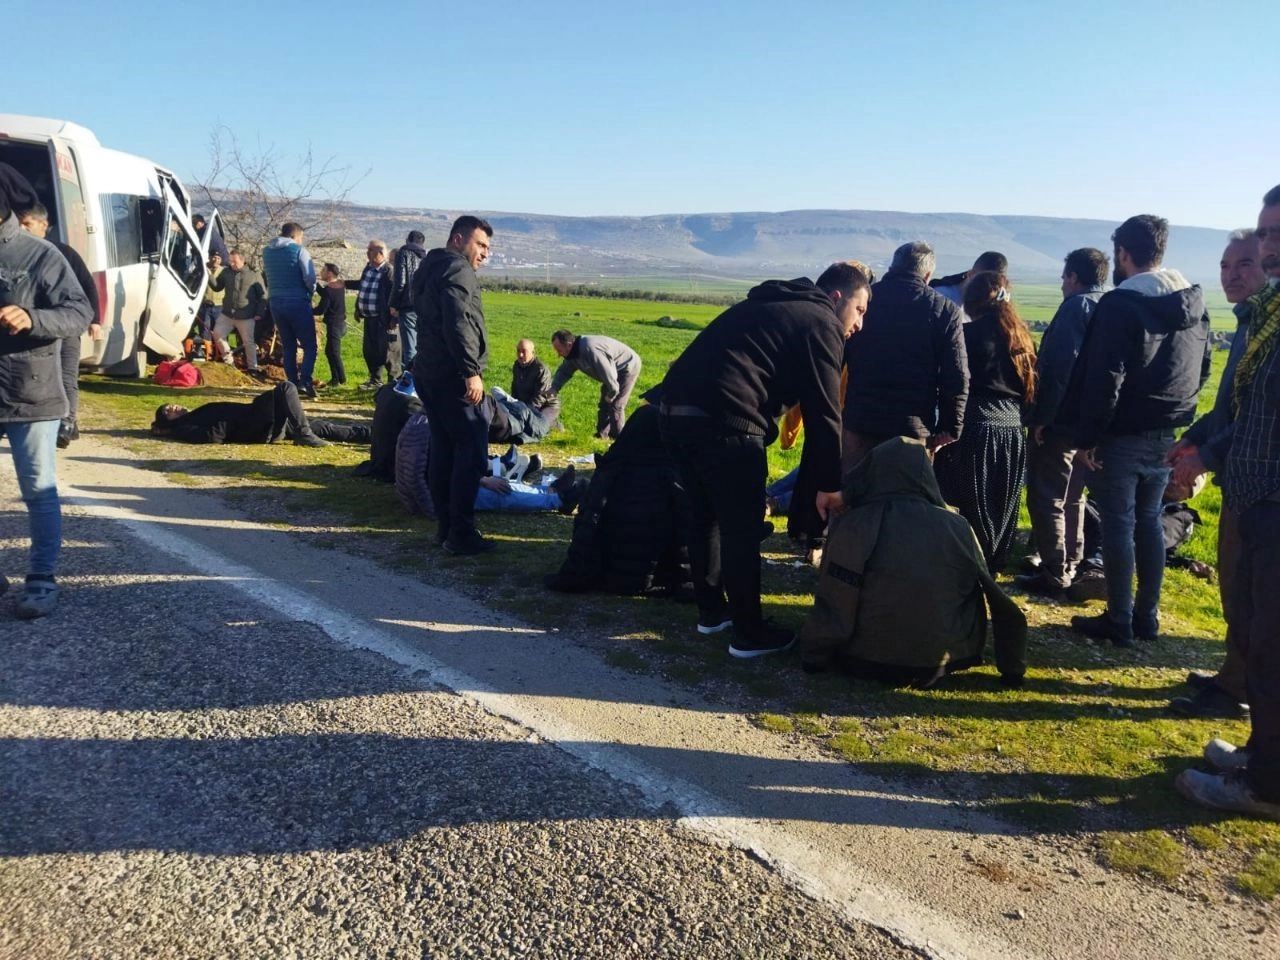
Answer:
[
  {"left": 57, "top": 419, "right": 78, "bottom": 449},
  {"left": 729, "top": 624, "right": 795, "bottom": 659},
  {"left": 1186, "top": 671, "right": 1218, "bottom": 692},
  {"left": 298, "top": 382, "right": 317, "bottom": 400},
  {"left": 1066, "top": 569, "right": 1108, "bottom": 602},
  {"left": 443, "top": 532, "right": 496, "bottom": 556},
  {"left": 1013, "top": 572, "right": 1067, "bottom": 600},
  {"left": 294, "top": 431, "right": 331, "bottom": 448},
  {"left": 696, "top": 613, "right": 733, "bottom": 636},
  {"left": 1070, "top": 612, "right": 1134, "bottom": 648},
  {"left": 1168, "top": 686, "right": 1250, "bottom": 720}
]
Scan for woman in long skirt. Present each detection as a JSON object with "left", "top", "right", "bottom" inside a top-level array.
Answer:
[{"left": 933, "top": 271, "right": 1037, "bottom": 574}]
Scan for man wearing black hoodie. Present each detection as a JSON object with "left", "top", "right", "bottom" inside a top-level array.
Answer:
[
  {"left": 660, "top": 262, "right": 870, "bottom": 659},
  {"left": 391, "top": 230, "right": 428, "bottom": 370},
  {"left": 411, "top": 215, "right": 495, "bottom": 555},
  {"left": 1069, "top": 214, "right": 1211, "bottom": 647}
]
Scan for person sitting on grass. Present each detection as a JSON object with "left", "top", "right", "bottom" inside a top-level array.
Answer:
[
  {"left": 150, "top": 382, "right": 371, "bottom": 448},
  {"left": 395, "top": 413, "right": 588, "bottom": 518},
  {"left": 799, "top": 437, "right": 1027, "bottom": 687}
]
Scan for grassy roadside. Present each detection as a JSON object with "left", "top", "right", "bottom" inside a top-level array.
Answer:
[{"left": 73, "top": 288, "right": 1278, "bottom": 902}]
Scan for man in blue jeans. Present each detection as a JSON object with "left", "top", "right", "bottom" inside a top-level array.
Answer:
[
  {"left": 1069, "top": 215, "right": 1211, "bottom": 646},
  {"left": 260, "top": 222, "right": 318, "bottom": 397},
  {"left": 0, "top": 164, "right": 95, "bottom": 619}
]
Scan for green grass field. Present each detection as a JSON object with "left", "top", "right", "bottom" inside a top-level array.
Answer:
[{"left": 78, "top": 286, "right": 1277, "bottom": 900}]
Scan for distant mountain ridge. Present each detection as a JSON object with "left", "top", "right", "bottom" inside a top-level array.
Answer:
[{"left": 242, "top": 194, "right": 1231, "bottom": 287}]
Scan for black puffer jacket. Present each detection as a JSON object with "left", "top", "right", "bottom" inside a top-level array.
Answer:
[
  {"left": 1069, "top": 273, "right": 1211, "bottom": 447},
  {"left": 0, "top": 215, "right": 94, "bottom": 422},
  {"left": 843, "top": 270, "right": 968, "bottom": 440},
  {"left": 546, "top": 405, "right": 692, "bottom": 596}
]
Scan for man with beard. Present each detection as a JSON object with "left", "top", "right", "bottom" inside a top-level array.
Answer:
[
  {"left": 1164, "top": 229, "right": 1268, "bottom": 720},
  {"left": 1177, "top": 186, "right": 1280, "bottom": 821},
  {"left": 1069, "top": 215, "right": 1211, "bottom": 648},
  {"left": 660, "top": 261, "right": 870, "bottom": 659},
  {"left": 411, "top": 215, "right": 495, "bottom": 555}
]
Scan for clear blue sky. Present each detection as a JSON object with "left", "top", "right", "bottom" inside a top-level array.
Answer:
[{"left": 7, "top": 0, "right": 1272, "bottom": 228}]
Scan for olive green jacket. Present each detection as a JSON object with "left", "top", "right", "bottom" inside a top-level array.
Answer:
[{"left": 799, "top": 437, "right": 1027, "bottom": 685}]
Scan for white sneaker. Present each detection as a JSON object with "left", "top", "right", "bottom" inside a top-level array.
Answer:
[
  {"left": 1176, "top": 768, "right": 1280, "bottom": 822},
  {"left": 1204, "top": 738, "right": 1251, "bottom": 773}
]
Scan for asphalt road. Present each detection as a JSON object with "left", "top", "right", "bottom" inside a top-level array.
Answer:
[{"left": 2, "top": 435, "right": 1277, "bottom": 960}]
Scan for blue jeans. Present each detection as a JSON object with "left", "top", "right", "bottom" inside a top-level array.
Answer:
[
  {"left": 398, "top": 309, "right": 418, "bottom": 370},
  {"left": 766, "top": 467, "right": 799, "bottom": 515},
  {"left": 1091, "top": 433, "right": 1172, "bottom": 639},
  {"left": 475, "top": 480, "right": 561, "bottom": 512},
  {"left": 271, "top": 299, "right": 316, "bottom": 387},
  {"left": 1, "top": 420, "right": 62, "bottom": 577}
]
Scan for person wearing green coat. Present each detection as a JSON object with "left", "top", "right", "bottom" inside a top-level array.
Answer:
[{"left": 799, "top": 437, "right": 1027, "bottom": 686}]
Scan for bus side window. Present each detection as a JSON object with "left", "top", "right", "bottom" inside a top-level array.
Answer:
[
  {"left": 100, "top": 193, "right": 143, "bottom": 266},
  {"left": 139, "top": 197, "right": 164, "bottom": 258}
]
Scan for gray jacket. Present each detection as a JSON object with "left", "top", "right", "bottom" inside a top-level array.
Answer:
[
  {"left": 551, "top": 335, "right": 640, "bottom": 399},
  {"left": 208, "top": 265, "right": 266, "bottom": 321},
  {"left": 0, "top": 215, "right": 94, "bottom": 422},
  {"left": 1180, "top": 301, "right": 1251, "bottom": 474}
]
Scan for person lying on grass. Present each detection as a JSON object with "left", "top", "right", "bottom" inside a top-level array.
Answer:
[{"left": 150, "top": 382, "right": 371, "bottom": 448}]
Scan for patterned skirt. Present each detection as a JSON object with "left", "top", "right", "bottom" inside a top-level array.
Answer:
[{"left": 932, "top": 397, "right": 1027, "bottom": 574}]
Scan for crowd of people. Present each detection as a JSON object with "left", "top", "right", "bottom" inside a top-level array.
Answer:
[{"left": 2, "top": 157, "right": 1278, "bottom": 823}]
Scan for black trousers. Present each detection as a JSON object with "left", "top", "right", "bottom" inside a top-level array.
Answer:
[
  {"left": 1238, "top": 500, "right": 1280, "bottom": 802},
  {"left": 423, "top": 388, "right": 490, "bottom": 541},
  {"left": 324, "top": 323, "right": 347, "bottom": 385},
  {"left": 60, "top": 336, "right": 81, "bottom": 422},
  {"left": 361, "top": 314, "right": 392, "bottom": 383},
  {"left": 265, "top": 382, "right": 366, "bottom": 444},
  {"left": 663, "top": 416, "right": 768, "bottom": 640}
]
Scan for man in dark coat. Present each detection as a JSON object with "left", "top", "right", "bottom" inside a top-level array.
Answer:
[
  {"left": 842, "top": 241, "right": 968, "bottom": 469},
  {"left": 660, "top": 262, "right": 870, "bottom": 659},
  {"left": 411, "top": 215, "right": 495, "bottom": 555},
  {"left": 150, "top": 382, "right": 370, "bottom": 447},
  {"left": 0, "top": 164, "right": 95, "bottom": 619},
  {"left": 391, "top": 230, "right": 428, "bottom": 371},
  {"left": 16, "top": 201, "right": 101, "bottom": 449}
]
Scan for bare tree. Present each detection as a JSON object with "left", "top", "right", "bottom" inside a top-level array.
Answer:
[{"left": 192, "top": 124, "right": 365, "bottom": 263}]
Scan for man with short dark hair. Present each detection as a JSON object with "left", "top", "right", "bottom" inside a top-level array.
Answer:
[
  {"left": 1069, "top": 214, "right": 1211, "bottom": 647},
  {"left": 842, "top": 241, "right": 968, "bottom": 470},
  {"left": 930, "top": 250, "right": 1009, "bottom": 306},
  {"left": 354, "top": 240, "right": 394, "bottom": 390},
  {"left": 1015, "top": 247, "right": 1109, "bottom": 599},
  {"left": 549, "top": 330, "right": 641, "bottom": 440},
  {"left": 1176, "top": 185, "right": 1280, "bottom": 822},
  {"left": 1164, "top": 229, "right": 1268, "bottom": 719},
  {"left": 391, "top": 230, "right": 427, "bottom": 372},
  {"left": 207, "top": 248, "right": 266, "bottom": 377},
  {"left": 411, "top": 215, "right": 496, "bottom": 555},
  {"left": 260, "top": 222, "right": 318, "bottom": 396},
  {"left": 660, "top": 261, "right": 870, "bottom": 658},
  {"left": 17, "top": 202, "right": 101, "bottom": 448},
  {"left": 0, "top": 164, "right": 95, "bottom": 619}
]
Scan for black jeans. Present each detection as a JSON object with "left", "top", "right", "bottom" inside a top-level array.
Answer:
[
  {"left": 361, "top": 313, "right": 392, "bottom": 383},
  {"left": 60, "top": 336, "right": 81, "bottom": 422},
  {"left": 663, "top": 417, "right": 768, "bottom": 639},
  {"left": 423, "top": 388, "right": 490, "bottom": 542},
  {"left": 324, "top": 323, "right": 347, "bottom": 385},
  {"left": 1238, "top": 500, "right": 1280, "bottom": 802}
]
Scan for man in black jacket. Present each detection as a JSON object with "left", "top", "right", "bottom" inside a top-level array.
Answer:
[
  {"left": 1069, "top": 215, "right": 1211, "bottom": 647},
  {"left": 842, "top": 241, "right": 968, "bottom": 470},
  {"left": 411, "top": 215, "right": 495, "bottom": 555},
  {"left": 150, "top": 382, "right": 370, "bottom": 447},
  {"left": 660, "top": 262, "right": 870, "bottom": 659},
  {"left": 391, "top": 230, "right": 427, "bottom": 371},
  {"left": 17, "top": 201, "right": 101, "bottom": 449},
  {"left": 0, "top": 166, "right": 95, "bottom": 619},
  {"left": 1016, "top": 247, "right": 1109, "bottom": 598}
]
